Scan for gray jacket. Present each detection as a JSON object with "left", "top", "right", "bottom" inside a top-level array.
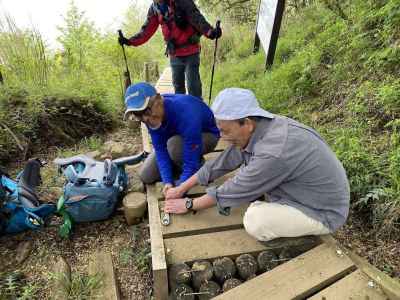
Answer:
[{"left": 196, "top": 116, "right": 350, "bottom": 232}]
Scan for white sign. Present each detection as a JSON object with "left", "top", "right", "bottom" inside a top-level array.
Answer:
[{"left": 256, "top": 0, "right": 279, "bottom": 56}]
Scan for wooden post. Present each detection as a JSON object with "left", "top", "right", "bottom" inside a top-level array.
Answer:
[
  {"left": 144, "top": 62, "right": 150, "bottom": 82},
  {"left": 155, "top": 62, "right": 159, "bottom": 79}
]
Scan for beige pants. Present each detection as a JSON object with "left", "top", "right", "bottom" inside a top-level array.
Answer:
[{"left": 243, "top": 201, "right": 331, "bottom": 241}]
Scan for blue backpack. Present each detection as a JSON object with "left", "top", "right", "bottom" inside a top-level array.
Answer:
[
  {"left": 54, "top": 152, "right": 147, "bottom": 223},
  {"left": 0, "top": 159, "right": 56, "bottom": 235}
]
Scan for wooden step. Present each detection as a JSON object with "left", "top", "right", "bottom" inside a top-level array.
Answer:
[
  {"left": 308, "top": 269, "right": 388, "bottom": 300},
  {"left": 88, "top": 251, "right": 120, "bottom": 300},
  {"left": 164, "top": 229, "right": 266, "bottom": 265},
  {"left": 214, "top": 243, "right": 356, "bottom": 300},
  {"left": 147, "top": 184, "right": 168, "bottom": 300},
  {"left": 160, "top": 203, "right": 248, "bottom": 238}
]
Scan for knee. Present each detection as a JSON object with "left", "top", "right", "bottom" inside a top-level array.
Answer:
[
  {"left": 243, "top": 205, "right": 276, "bottom": 241},
  {"left": 243, "top": 206, "right": 261, "bottom": 238},
  {"left": 138, "top": 167, "right": 156, "bottom": 185}
]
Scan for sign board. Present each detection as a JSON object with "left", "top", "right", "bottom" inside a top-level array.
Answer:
[{"left": 254, "top": 0, "right": 285, "bottom": 68}]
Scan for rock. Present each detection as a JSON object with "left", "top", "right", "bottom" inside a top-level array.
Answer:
[
  {"left": 15, "top": 241, "right": 32, "bottom": 264},
  {"left": 171, "top": 283, "right": 194, "bottom": 300},
  {"left": 198, "top": 281, "right": 221, "bottom": 300},
  {"left": 126, "top": 167, "right": 145, "bottom": 193},
  {"left": 235, "top": 254, "right": 258, "bottom": 280},
  {"left": 213, "top": 257, "right": 236, "bottom": 283},
  {"left": 51, "top": 257, "right": 71, "bottom": 300},
  {"left": 191, "top": 260, "right": 213, "bottom": 290},
  {"left": 169, "top": 263, "right": 192, "bottom": 288},
  {"left": 154, "top": 182, "right": 165, "bottom": 200},
  {"left": 222, "top": 278, "right": 242, "bottom": 292},
  {"left": 257, "top": 250, "right": 279, "bottom": 272},
  {"left": 85, "top": 150, "right": 102, "bottom": 160},
  {"left": 102, "top": 141, "right": 136, "bottom": 159}
]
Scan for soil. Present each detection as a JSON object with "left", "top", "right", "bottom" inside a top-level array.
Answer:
[
  {"left": 334, "top": 210, "right": 400, "bottom": 278},
  {"left": 1, "top": 123, "right": 399, "bottom": 299},
  {"left": 0, "top": 124, "right": 153, "bottom": 299}
]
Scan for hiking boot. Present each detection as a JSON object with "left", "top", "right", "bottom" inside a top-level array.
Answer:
[{"left": 259, "top": 235, "right": 319, "bottom": 251}]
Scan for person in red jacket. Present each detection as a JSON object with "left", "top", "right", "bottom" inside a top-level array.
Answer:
[{"left": 118, "top": 0, "right": 221, "bottom": 99}]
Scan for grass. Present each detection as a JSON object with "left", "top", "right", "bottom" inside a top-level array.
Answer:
[
  {"left": 0, "top": 271, "right": 39, "bottom": 300},
  {"left": 200, "top": 0, "right": 400, "bottom": 236}
]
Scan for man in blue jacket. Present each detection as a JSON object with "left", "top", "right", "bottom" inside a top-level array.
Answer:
[{"left": 124, "top": 82, "right": 220, "bottom": 194}]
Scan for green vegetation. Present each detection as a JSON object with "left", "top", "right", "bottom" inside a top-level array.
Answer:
[
  {"left": 201, "top": 0, "right": 400, "bottom": 237},
  {"left": 0, "top": 271, "right": 38, "bottom": 300},
  {"left": 0, "top": 0, "right": 398, "bottom": 248},
  {"left": 0, "top": 0, "right": 165, "bottom": 164}
]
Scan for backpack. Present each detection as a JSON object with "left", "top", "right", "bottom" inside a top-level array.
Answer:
[
  {"left": 54, "top": 152, "right": 148, "bottom": 223},
  {"left": 0, "top": 159, "right": 56, "bottom": 235}
]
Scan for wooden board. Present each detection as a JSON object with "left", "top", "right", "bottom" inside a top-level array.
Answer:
[
  {"left": 164, "top": 229, "right": 266, "bottom": 265},
  {"left": 147, "top": 185, "right": 168, "bottom": 300},
  {"left": 214, "top": 243, "right": 356, "bottom": 300},
  {"left": 88, "top": 251, "right": 120, "bottom": 300},
  {"left": 320, "top": 235, "right": 400, "bottom": 300},
  {"left": 187, "top": 171, "right": 236, "bottom": 195},
  {"left": 308, "top": 269, "right": 388, "bottom": 300},
  {"left": 160, "top": 203, "right": 248, "bottom": 238}
]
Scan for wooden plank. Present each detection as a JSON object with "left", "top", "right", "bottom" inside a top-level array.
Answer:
[
  {"left": 308, "top": 269, "right": 389, "bottom": 300},
  {"left": 161, "top": 203, "right": 248, "bottom": 238},
  {"left": 215, "top": 243, "right": 356, "bottom": 300},
  {"left": 320, "top": 235, "right": 400, "bottom": 300},
  {"left": 164, "top": 229, "right": 266, "bottom": 265},
  {"left": 147, "top": 184, "right": 168, "bottom": 300},
  {"left": 187, "top": 171, "right": 236, "bottom": 195},
  {"left": 88, "top": 251, "right": 120, "bottom": 300}
]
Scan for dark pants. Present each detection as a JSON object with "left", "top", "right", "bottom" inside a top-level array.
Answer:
[
  {"left": 170, "top": 53, "right": 202, "bottom": 99},
  {"left": 139, "top": 133, "right": 219, "bottom": 184}
]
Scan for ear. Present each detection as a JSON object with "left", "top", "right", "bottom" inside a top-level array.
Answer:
[{"left": 245, "top": 118, "right": 256, "bottom": 132}]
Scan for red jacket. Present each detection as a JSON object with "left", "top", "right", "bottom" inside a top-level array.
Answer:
[{"left": 127, "top": 0, "right": 213, "bottom": 57}]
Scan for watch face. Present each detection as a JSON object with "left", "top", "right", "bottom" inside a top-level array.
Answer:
[{"left": 185, "top": 198, "right": 193, "bottom": 210}]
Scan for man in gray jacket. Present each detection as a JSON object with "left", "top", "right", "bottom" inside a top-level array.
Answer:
[{"left": 164, "top": 88, "right": 350, "bottom": 242}]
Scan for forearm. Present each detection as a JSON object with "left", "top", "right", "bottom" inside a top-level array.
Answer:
[
  {"left": 179, "top": 173, "right": 199, "bottom": 193},
  {"left": 193, "top": 194, "right": 216, "bottom": 210}
]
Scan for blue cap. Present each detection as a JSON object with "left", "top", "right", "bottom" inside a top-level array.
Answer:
[{"left": 124, "top": 82, "right": 157, "bottom": 119}]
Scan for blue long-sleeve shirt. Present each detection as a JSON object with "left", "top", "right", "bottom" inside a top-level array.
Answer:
[{"left": 147, "top": 94, "right": 220, "bottom": 185}]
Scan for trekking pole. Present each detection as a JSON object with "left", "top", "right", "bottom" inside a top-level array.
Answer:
[
  {"left": 208, "top": 20, "right": 221, "bottom": 105},
  {"left": 118, "top": 30, "right": 132, "bottom": 91}
]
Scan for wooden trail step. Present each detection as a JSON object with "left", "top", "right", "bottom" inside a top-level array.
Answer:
[
  {"left": 214, "top": 243, "right": 356, "bottom": 300},
  {"left": 147, "top": 184, "right": 168, "bottom": 300},
  {"left": 164, "top": 229, "right": 266, "bottom": 265},
  {"left": 160, "top": 203, "right": 248, "bottom": 239},
  {"left": 308, "top": 269, "right": 388, "bottom": 300},
  {"left": 88, "top": 251, "right": 120, "bottom": 300},
  {"left": 145, "top": 67, "right": 399, "bottom": 300}
]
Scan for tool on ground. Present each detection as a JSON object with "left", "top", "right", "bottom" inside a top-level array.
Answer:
[
  {"left": 162, "top": 212, "right": 170, "bottom": 226},
  {"left": 208, "top": 20, "right": 221, "bottom": 105},
  {"left": 118, "top": 30, "right": 132, "bottom": 91}
]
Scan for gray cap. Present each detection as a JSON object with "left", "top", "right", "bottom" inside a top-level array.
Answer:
[{"left": 211, "top": 88, "right": 275, "bottom": 120}]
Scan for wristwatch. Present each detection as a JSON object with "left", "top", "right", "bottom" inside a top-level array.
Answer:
[{"left": 185, "top": 197, "right": 194, "bottom": 211}]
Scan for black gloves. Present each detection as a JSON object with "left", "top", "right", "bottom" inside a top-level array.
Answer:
[
  {"left": 208, "top": 26, "right": 222, "bottom": 40},
  {"left": 118, "top": 35, "right": 130, "bottom": 46}
]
